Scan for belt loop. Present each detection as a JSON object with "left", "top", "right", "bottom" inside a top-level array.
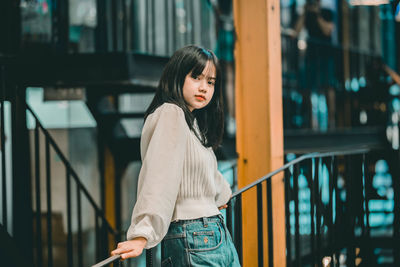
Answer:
[
  {"left": 202, "top": 217, "right": 208, "bottom": 228},
  {"left": 219, "top": 215, "right": 230, "bottom": 241}
]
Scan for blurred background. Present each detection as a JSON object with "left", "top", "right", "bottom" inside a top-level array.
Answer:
[{"left": 0, "top": 0, "right": 400, "bottom": 266}]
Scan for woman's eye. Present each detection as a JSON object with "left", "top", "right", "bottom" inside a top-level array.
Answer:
[{"left": 208, "top": 81, "right": 215, "bottom": 86}]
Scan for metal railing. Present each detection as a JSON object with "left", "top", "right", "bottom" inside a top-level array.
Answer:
[
  {"left": 26, "top": 104, "right": 119, "bottom": 267},
  {"left": 227, "top": 147, "right": 400, "bottom": 267},
  {"left": 93, "top": 145, "right": 400, "bottom": 267}
]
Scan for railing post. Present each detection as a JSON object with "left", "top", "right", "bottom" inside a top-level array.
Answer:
[
  {"left": 66, "top": 168, "right": 73, "bottom": 267},
  {"left": 361, "top": 153, "right": 372, "bottom": 265},
  {"left": 314, "top": 157, "right": 322, "bottom": 267},
  {"left": 388, "top": 149, "right": 400, "bottom": 265},
  {"left": 294, "top": 163, "right": 301, "bottom": 267},
  {"left": 104, "top": 218, "right": 110, "bottom": 260},
  {"left": 309, "top": 158, "right": 316, "bottom": 266},
  {"left": 394, "top": 151, "right": 400, "bottom": 265},
  {"left": 95, "top": 212, "right": 100, "bottom": 263},
  {"left": 284, "top": 168, "right": 292, "bottom": 267},
  {"left": 11, "top": 87, "right": 34, "bottom": 264},
  {"left": 345, "top": 155, "right": 355, "bottom": 267},
  {"left": 327, "top": 156, "right": 334, "bottom": 266},
  {"left": 77, "top": 184, "right": 83, "bottom": 267},
  {"left": 227, "top": 200, "right": 233, "bottom": 235},
  {"left": 146, "top": 249, "right": 153, "bottom": 267},
  {"left": 362, "top": 154, "right": 371, "bottom": 239},
  {"left": 234, "top": 195, "right": 243, "bottom": 265},
  {"left": 45, "top": 138, "right": 53, "bottom": 267},
  {"left": 334, "top": 155, "right": 341, "bottom": 266},
  {"left": 266, "top": 178, "right": 273, "bottom": 267},
  {"left": 34, "top": 122, "right": 43, "bottom": 267},
  {"left": 256, "top": 183, "right": 264, "bottom": 267}
]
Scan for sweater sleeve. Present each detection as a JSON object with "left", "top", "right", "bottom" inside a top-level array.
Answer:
[
  {"left": 126, "top": 104, "right": 189, "bottom": 248},
  {"left": 214, "top": 169, "right": 232, "bottom": 208}
]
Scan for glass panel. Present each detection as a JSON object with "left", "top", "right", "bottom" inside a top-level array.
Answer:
[{"left": 21, "top": 0, "right": 52, "bottom": 43}]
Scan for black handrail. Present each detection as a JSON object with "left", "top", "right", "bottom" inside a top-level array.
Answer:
[
  {"left": 231, "top": 148, "right": 369, "bottom": 198},
  {"left": 91, "top": 255, "right": 121, "bottom": 267}
]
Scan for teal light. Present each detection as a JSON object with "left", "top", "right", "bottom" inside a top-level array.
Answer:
[
  {"left": 389, "top": 84, "right": 400, "bottom": 96},
  {"left": 359, "top": 76, "right": 366, "bottom": 87},
  {"left": 351, "top": 77, "right": 360, "bottom": 92}
]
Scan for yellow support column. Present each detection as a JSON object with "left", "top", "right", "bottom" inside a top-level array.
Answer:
[
  {"left": 233, "top": 0, "right": 285, "bottom": 266},
  {"left": 104, "top": 146, "right": 117, "bottom": 249}
]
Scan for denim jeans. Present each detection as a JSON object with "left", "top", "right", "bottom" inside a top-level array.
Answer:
[{"left": 161, "top": 215, "right": 241, "bottom": 267}]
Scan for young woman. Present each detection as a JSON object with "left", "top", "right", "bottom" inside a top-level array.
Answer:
[{"left": 111, "top": 45, "right": 240, "bottom": 266}]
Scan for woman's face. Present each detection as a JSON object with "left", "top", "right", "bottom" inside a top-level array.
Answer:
[{"left": 182, "top": 61, "right": 216, "bottom": 112}]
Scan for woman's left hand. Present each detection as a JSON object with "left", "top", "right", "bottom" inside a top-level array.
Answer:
[
  {"left": 111, "top": 237, "right": 147, "bottom": 260},
  {"left": 218, "top": 204, "right": 228, "bottom": 210}
]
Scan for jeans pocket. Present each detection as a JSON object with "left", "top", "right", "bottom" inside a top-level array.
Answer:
[
  {"left": 161, "top": 257, "right": 172, "bottom": 267},
  {"left": 187, "top": 223, "right": 223, "bottom": 252}
]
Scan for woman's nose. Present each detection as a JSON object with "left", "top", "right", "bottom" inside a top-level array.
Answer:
[
  {"left": 199, "top": 80, "right": 208, "bottom": 92},
  {"left": 199, "top": 87, "right": 207, "bottom": 93}
]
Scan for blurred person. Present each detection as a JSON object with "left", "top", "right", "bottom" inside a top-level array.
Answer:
[{"left": 290, "top": 0, "right": 336, "bottom": 130}]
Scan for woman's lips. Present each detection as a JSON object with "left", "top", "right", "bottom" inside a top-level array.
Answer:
[{"left": 195, "top": 95, "right": 206, "bottom": 101}]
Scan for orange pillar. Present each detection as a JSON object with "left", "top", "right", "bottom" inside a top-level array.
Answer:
[
  {"left": 104, "top": 146, "right": 117, "bottom": 249},
  {"left": 233, "top": 0, "right": 286, "bottom": 266}
]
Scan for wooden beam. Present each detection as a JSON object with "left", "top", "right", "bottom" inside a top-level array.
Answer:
[{"left": 233, "top": 0, "right": 285, "bottom": 266}]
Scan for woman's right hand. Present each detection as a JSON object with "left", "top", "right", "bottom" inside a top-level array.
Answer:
[{"left": 111, "top": 237, "right": 147, "bottom": 260}]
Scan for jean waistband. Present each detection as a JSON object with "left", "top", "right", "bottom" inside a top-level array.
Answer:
[{"left": 171, "top": 214, "right": 223, "bottom": 225}]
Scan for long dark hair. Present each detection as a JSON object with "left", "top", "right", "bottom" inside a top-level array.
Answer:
[{"left": 145, "top": 45, "right": 224, "bottom": 150}]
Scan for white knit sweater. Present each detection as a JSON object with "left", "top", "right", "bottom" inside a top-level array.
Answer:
[{"left": 126, "top": 103, "right": 232, "bottom": 248}]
